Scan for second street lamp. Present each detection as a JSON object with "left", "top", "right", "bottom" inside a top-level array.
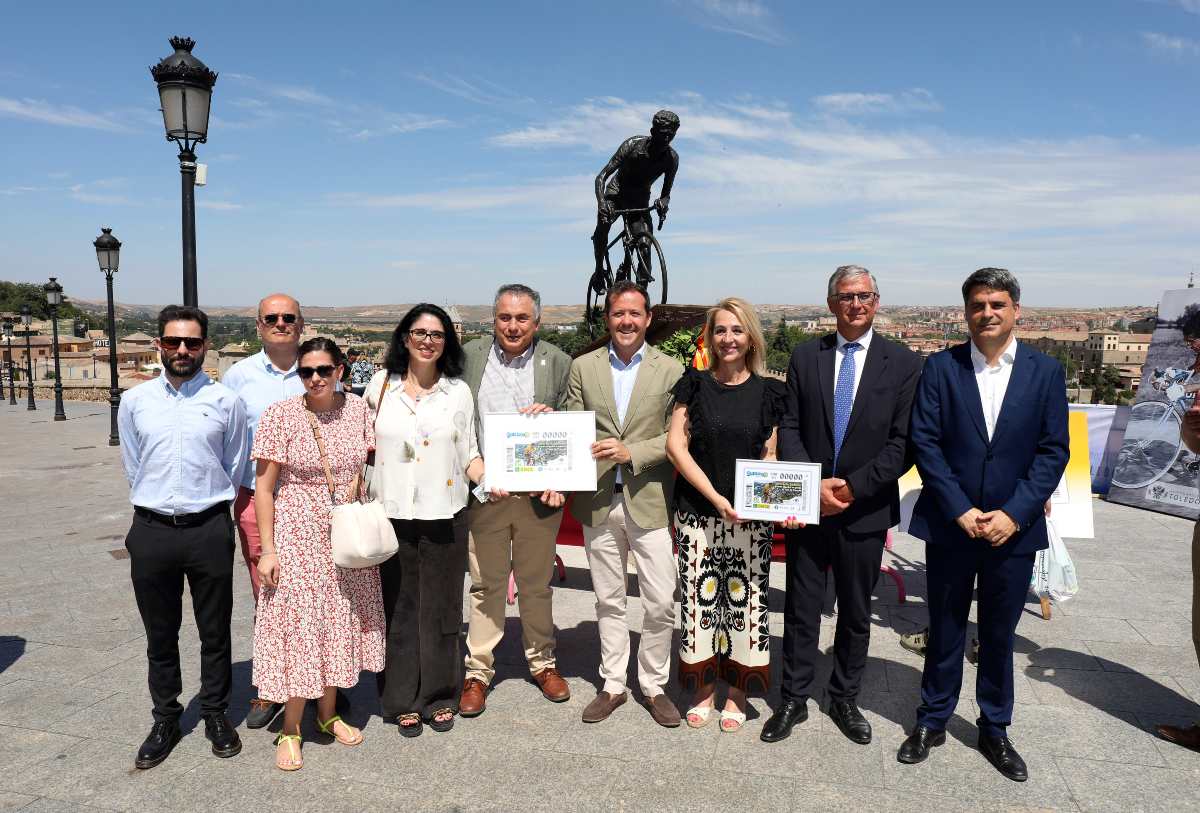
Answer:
[
  {"left": 44, "top": 277, "right": 66, "bottom": 421},
  {"left": 21, "top": 305, "right": 34, "bottom": 411},
  {"left": 150, "top": 36, "right": 217, "bottom": 308},
  {"left": 3, "top": 319, "right": 15, "bottom": 405},
  {"left": 95, "top": 227, "right": 122, "bottom": 446}
]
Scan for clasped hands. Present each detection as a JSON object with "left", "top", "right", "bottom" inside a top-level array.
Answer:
[
  {"left": 956, "top": 507, "right": 1018, "bottom": 546},
  {"left": 486, "top": 402, "right": 565, "bottom": 508}
]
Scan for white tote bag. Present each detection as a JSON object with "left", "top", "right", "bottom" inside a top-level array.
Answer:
[
  {"left": 306, "top": 409, "right": 398, "bottom": 569},
  {"left": 1031, "top": 517, "right": 1079, "bottom": 604}
]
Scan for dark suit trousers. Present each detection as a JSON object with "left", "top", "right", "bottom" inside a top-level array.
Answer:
[
  {"left": 916, "top": 542, "right": 1035, "bottom": 738},
  {"left": 125, "top": 509, "right": 235, "bottom": 723},
  {"left": 781, "top": 526, "right": 885, "bottom": 703}
]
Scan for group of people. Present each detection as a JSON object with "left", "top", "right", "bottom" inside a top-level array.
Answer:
[{"left": 118, "top": 265, "right": 1080, "bottom": 782}]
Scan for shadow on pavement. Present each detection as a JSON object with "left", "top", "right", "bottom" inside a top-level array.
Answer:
[{"left": 0, "top": 635, "right": 26, "bottom": 673}]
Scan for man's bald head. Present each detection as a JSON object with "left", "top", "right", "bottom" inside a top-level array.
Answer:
[
  {"left": 256, "top": 293, "right": 304, "bottom": 352},
  {"left": 258, "top": 293, "right": 302, "bottom": 319}
]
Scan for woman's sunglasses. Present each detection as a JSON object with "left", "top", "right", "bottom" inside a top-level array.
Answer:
[
  {"left": 298, "top": 365, "right": 338, "bottom": 379},
  {"left": 159, "top": 336, "right": 205, "bottom": 351},
  {"left": 261, "top": 313, "right": 298, "bottom": 325}
]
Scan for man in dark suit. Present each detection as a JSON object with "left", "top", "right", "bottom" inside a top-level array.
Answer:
[
  {"left": 764, "top": 265, "right": 922, "bottom": 745},
  {"left": 897, "top": 268, "right": 1068, "bottom": 782}
]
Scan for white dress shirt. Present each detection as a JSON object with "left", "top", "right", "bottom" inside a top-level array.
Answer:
[
  {"left": 221, "top": 350, "right": 306, "bottom": 489},
  {"left": 970, "top": 337, "right": 1018, "bottom": 441},
  {"left": 118, "top": 372, "right": 248, "bottom": 515},
  {"left": 476, "top": 339, "right": 536, "bottom": 446},
  {"left": 833, "top": 328, "right": 874, "bottom": 405},
  {"left": 608, "top": 342, "right": 647, "bottom": 484},
  {"left": 365, "top": 371, "right": 480, "bottom": 520}
]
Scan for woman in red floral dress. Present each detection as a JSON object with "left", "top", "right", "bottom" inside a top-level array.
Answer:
[{"left": 251, "top": 338, "right": 386, "bottom": 771}]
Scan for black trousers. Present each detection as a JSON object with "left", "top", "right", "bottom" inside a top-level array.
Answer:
[
  {"left": 781, "top": 525, "right": 885, "bottom": 703},
  {"left": 125, "top": 507, "right": 235, "bottom": 723},
  {"left": 377, "top": 512, "right": 468, "bottom": 719}
]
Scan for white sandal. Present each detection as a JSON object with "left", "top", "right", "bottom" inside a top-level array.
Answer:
[
  {"left": 686, "top": 704, "right": 715, "bottom": 729},
  {"left": 719, "top": 708, "right": 747, "bottom": 733}
]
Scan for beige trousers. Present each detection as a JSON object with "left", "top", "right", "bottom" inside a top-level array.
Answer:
[
  {"left": 464, "top": 494, "right": 563, "bottom": 684},
  {"left": 582, "top": 494, "right": 677, "bottom": 697}
]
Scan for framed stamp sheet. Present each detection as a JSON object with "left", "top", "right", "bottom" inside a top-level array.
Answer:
[
  {"left": 482, "top": 411, "right": 598, "bottom": 492},
  {"left": 734, "top": 459, "right": 822, "bottom": 524}
]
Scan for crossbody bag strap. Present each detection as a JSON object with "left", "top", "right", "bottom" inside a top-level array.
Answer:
[{"left": 304, "top": 407, "right": 340, "bottom": 504}]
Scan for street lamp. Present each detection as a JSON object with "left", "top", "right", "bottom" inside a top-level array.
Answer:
[
  {"left": 2, "top": 319, "right": 15, "bottom": 405},
  {"left": 150, "top": 36, "right": 217, "bottom": 308},
  {"left": 95, "top": 227, "right": 122, "bottom": 446},
  {"left": 44, "top": 277, "right": 66, "bottom": 421},
  {"left": 20, "top": 305, "right": 34, "bottom": 411}
]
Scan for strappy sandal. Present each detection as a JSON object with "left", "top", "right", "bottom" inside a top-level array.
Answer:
[
  {"left": 397, "top": 713, "right": 423, "bottom": 738},
  {"left": 427, "top": 707, "right": 455, "bottom": 733},
  {"left": 686, "top": 703, "right": 716, "bottom": 729},
  {"left": 719, "top": 708, "right": 747, "bottom": 733},
  {"left": 317, "top": 714, "right": 363, "bottom": 746},
  {"left": 273, "top": 733, "right": 303, "bottom": 771}
]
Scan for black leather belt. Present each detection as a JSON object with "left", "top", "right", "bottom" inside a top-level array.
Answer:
[
  {"left": 135, "top": 501, "right": 230, "bottom": 527},
  {"left": 613, "top": 482, "right": 624, "bottom": 493}
]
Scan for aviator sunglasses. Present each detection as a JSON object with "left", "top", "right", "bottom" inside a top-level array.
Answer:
[
  {"left": 261, "top": 313, "right": 298, "bottom": 325},
  {"left": 159, "top": 336, "right": 205, "bottom": 351},
  {"left": 298, "top": 365, "right": 338, "bottom": 379}
]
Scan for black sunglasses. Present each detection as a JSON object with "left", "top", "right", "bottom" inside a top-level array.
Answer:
[
  {"left": 261, "top": 313, "right": 298, "bottom": 325},
  {"left": 159, "top": 336, "right": 204, "bottom": 352},
  {"left": 298, "top": 365, "right": 337, "bottom": 379}
]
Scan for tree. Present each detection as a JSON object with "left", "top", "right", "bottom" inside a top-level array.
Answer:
[
  {"left": 536, "top": 322, "right": 592, "bottom": 357},
  {"left": 1049, "top": 349, "right": 1078, "bottom": 383},
  {"left": 0, "top": 281, "right": 99, "bottom": 329},
  {"left": 766, "top": 322, "right": 817, "bottom": 373}
]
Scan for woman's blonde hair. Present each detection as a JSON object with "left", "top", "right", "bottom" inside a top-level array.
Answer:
[{"left": 702, "top": 297, "right": 766, "bottom": 376}]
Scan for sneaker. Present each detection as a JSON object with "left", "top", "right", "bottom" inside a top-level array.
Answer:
[{"left": 899, "top": 627, "right": 928, "bottom": 657}]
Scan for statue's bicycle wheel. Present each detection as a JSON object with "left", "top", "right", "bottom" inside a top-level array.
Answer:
[{"left": 1111, "top": 400, "right": 1184, "bottom": 489}]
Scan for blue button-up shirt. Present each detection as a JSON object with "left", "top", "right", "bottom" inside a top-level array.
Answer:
[
  {"left": 117, "top": 372, "right": 249, "bottom": 515},
  {"left": 608, "top": 342, "right": 646, "bottom": 484},
  {"left": 221, "top": 350, "right": 306, "bottom": 489}
]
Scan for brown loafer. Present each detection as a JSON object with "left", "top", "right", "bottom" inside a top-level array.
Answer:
[
  {"left": 582, "top": 691, "right": 627, "bottom": 723},
  {"left": 532, "top": 667, "right": 571, "bottom": 703},
  {"left": 645, "top": 693, "right": 681, "bottom": 728},
  {"left": 1156, "top": 722, "right": 1200, "bottom": 752},
  {"left": 459, "top": 678, "right": 488, "bottom": 718}
]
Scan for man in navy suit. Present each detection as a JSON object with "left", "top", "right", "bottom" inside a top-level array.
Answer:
[{"left": 897, "top": 268, "right": 1068, "bottom": 782}]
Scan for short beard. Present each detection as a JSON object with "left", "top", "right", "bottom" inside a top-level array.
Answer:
[{"left": 161, "top": 351, "right": 204, "bottom": 379}]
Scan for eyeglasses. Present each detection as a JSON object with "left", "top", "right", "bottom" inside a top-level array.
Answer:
[
  {"left": 833, "top": 292, "right": 878, "bottom": 305},
  {"left": 159, "top": 336, "right": 205, "bottom": 351},
  {"left": 260, "top": 313, "right": 298, "bottom": 325},
  {"left": 407, "top": 329, "right": 446, "bottom": 344},
  {"left": 297, "top": 365, "right": 337, "bottom": 379}
]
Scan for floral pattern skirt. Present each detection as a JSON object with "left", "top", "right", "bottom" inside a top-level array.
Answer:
[{"left": 673, "top": 510, "right": 773, "bottom": 693}]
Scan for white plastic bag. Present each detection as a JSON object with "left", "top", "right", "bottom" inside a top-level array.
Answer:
[{"left": 1031, "top": 517, "right": 1079, "bottom": 603}]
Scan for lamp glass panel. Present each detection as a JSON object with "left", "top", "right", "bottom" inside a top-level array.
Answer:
[
  {"left": 109, "top": 247, "right": 119, "bottom": 272},
  {"left": 183, "top": 85, "right": 212, "bottom": 139},
  {"left": 158, "top": 85, "right": 185, "bottom": 137}
]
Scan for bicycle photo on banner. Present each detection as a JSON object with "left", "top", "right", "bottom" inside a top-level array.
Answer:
[{"left": 1107, "top": 287, "right": 1200, "bottom": 520}]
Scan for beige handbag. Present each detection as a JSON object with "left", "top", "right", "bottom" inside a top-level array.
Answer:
[{"left": 305, "top": 407, "right": 398, "bottom": 569}]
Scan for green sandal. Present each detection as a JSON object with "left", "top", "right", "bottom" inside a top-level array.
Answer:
[
  {"left": 273, "top": 733, "right": 303, "bottom": 771},
  {"left": 317, "top": 714, "right": 363, "bottom": 746}
]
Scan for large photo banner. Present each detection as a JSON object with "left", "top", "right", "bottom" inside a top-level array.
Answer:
[{"left": 1107, "top": 288, "right": 1200, "bottom": 520}]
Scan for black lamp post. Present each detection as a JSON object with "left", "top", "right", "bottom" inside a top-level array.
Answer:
[
  {"left": 150, "top": 36, "right": 217, "bottom": 308},
  {"left": 44, "top": 277, "right": 66, "bottom": 421},
  {"left": 2, "top": 319, "right": 15, "bottom": 405},
  {"left": 95, "top": 227, "right": 122, "bottom": 445},
  {"left": 20, "top": 305, "right": 34, "bottom": 411}
]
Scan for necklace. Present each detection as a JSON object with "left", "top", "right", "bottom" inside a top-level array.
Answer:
[{"left": 406, "top": 376, "right": 438, "bottom": 402}]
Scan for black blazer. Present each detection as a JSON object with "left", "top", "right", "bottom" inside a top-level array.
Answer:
[{"left": 778, "top": 332, "right": 922, "bottom": 535}]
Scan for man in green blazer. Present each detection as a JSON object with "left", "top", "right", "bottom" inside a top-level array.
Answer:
[
  {"left": 458, "top": 284, "right": 574, "bottom": 717},
  {"left": 566, "top": 282, "right": 684, "bottom": 727}
]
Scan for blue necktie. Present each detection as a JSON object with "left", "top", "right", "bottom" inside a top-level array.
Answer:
[{"left": 832, "top": 342, "right": 861, "bottom": 473}]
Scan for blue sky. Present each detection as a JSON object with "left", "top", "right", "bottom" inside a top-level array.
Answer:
[{"left": 2, "top": 0, "right": 1199, "bottom": 308}]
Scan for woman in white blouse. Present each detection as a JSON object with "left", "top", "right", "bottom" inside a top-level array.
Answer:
[{"left": 366, "top": 304, "right": 484, "bottom": 738}]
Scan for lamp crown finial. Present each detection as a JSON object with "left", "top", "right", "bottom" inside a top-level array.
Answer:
[{"left": 169, "top": 36, "right": 196, "bottom": 53}]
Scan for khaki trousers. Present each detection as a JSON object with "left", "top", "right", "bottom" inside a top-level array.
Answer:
[
  {"left": 1193, "top": 522, "right": 1200, "bottom": 667},
  {"left": 582, "top": 494, "right": 677, "bottom": 697},
  {"left": 464, "top": 495, "right": 563, "bottom": 684}
]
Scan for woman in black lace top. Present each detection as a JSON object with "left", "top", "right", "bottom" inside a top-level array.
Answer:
[{"left": 666, "top": 297, "right": 787, "bottom": 733}]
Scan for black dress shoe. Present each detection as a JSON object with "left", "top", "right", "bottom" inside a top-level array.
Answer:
[
  {"left": 829, "top": 700, "right": 872, "bottom": 744},
  {"left": 760, "top": 698, "right": 808, "bottom": 743},
  {"left": 979, "top": 734, "right": 1028, "bottom": 782},
  {"left": 245, "top": 697, "right": 283, "bottom": 729},
  {"left": 135, "top": 720, "right": 181, "bottom": 769},
  {"left": 203, "top": 713, "right": 243, "bottom": 758},
  {"left": 897, "top": 725, "right": 946, "bottom": 764}
]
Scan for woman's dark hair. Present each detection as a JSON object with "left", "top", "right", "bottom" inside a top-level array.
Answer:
[
  {"left": 384, "top": 303, "right": 464, "bottom": 378},
  {"left": 298, "top": 337, "right": 349, "bottom": 383}
]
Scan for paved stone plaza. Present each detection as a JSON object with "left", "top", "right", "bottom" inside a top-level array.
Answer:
[{"left": 2, "top": 402, "right": 1199, "bottom": 812}]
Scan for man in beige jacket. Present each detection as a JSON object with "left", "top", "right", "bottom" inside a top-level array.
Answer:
[{"left": 566, "top": 282, "right": 684, "bottom": 727}]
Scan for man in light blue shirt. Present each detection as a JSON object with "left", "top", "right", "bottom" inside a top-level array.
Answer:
[
  {"left": 219, "top": 292, "right": 306, "bottom": 729},
  {"left": 118, "top": 306, "right": 246, "bottom": 771}
]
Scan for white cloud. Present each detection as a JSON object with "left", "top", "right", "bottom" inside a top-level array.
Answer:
[
  {"left": 412, "top": 72, "right": 533, "bottom": 106},
  {"left": 1167, "top": 0, "right": 1200, "bottom": 14},
  {"left": 812, "top": 88, "right": 943, "bottom": 116},
  {"left": 1142, "top": 30, "right": 1200, "bottom": 57},
  {"left": 339, "top": 114, "right": 452, "bottom": 141},
  {"left": 0, "top": 96, "right": 130, "bottom": 132},
  {"left": 225, "top": 73, "right": 334, "bottom": 106},
  {"left": 679, "top": 0, "right": 786, "bottom": 45}
]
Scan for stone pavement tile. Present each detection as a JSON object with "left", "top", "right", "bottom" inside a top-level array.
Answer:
[
  {"left": 1018, "top": 643, "right": 1103, "bottom": 672},
  {"left": 1024, "top": 667, "right": 1199, "bottom": 716},
  {"left": 885, "top": 658, "right": 1042, "bottom": 707},
  {"left": 606, "top": 764, "right": 795, "bottom": 813},
  {"left": 1055, "top": 756, "right": 1200, "bottom": 812},
  {"left": 0, "top": 644, "right": 129, "bottom": 685},
  {"left": 1085, "top": 641, "right": 1200, "bottom": 679},
  {"left": 550, "top": 693, "right": 720, "bottom": 766},
  {"left": 41, "top": 691, "right": 226, "bottom": 758},
  {"left": 1054, "top": 580, "right": 1189, "bottom": 621},
  {"left": 996, "top": 703, "right": 1167, "bottom": 767},
  {"left": 0, "top": 725, "right": 84, "bottom": 775},
  {"left": 13, "top": 800, "right": 119, "bottom": 813},
  {"left": 1114, "top": 560, "right": 1195, "bottom": 583},
  {"left": 0, "top": 736, "right": 203, "bottom": 811},
  {"left": 1132, "top": 712, "right": 1200, "bottom": 772},
  {"left": 0, "top": 681, "right": 115, "bottom": 728},
  {"left": 1016, "top": 615, "right": 1146, "bottom": 647},
  {"left": 1126, "top": 617, "right": 1197, "bottom": 647},
  {"left": 788, "top": 782, "right": 977, "bottom": 813},
  {"left": 0, "top": 791, "right": 36, "bottom": 811}
]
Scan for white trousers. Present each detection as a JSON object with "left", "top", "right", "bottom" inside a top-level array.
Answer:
[{"left": 582, "top": 494, "right": 676, "bottom": 697}]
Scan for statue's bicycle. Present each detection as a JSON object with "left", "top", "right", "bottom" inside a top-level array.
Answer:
[{"left": 585, "top": 206, "right": 669, "bottom": 334}]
